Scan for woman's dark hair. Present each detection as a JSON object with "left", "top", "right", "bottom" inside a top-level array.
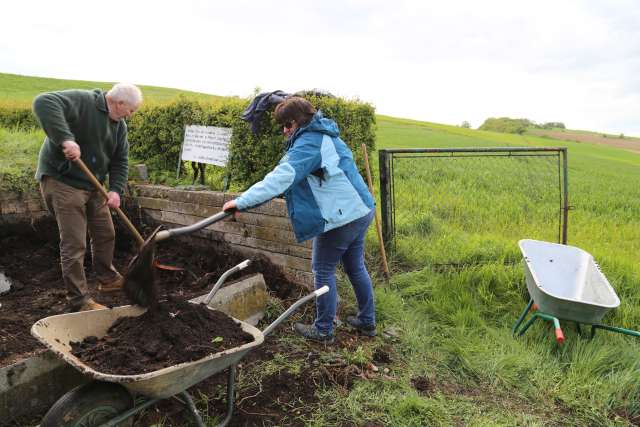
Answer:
[{"left": 274, "top": 97, "right": 317, "bottom": 127}]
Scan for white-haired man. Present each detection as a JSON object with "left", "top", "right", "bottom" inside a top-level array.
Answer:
[{"left": 33, "top": 83, "right": 143, "bottom": 311}]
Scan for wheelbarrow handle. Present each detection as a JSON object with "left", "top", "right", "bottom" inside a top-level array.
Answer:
[
  {"left": 202, "top": 259, "right": 251, "bottom": 305},
  {"left": 261, "top": 286, "right": 329, "bottom": 337},
  {"left": 154, "top": 210, "right": 235, "bottom": 242}
]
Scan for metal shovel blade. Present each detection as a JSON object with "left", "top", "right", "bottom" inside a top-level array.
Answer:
[{"left": 123, "top": 226, "right": 162, "bottom": 308}]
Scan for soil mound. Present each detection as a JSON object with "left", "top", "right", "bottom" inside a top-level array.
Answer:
[{"left": 70, "top": 297, "right": 254, "bottom": 375}]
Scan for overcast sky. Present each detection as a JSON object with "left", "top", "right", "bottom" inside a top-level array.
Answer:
[{"left": 2, "top": 0, "right": 639, "bottom": 136}]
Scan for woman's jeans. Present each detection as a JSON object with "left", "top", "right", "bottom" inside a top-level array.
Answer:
[{"left": 312, "top": 210, "right": 375, "bottom": 335}]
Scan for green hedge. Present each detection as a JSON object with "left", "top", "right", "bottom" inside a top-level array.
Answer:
[
  {"left": 0, "top": 103, "right": 39, "bottom": 130},
  {"left": 127, "top": 95, "right": 376, "bottom": 189},
  {"left": 0, "top": 95, "right": 377, "bottom": 190}
]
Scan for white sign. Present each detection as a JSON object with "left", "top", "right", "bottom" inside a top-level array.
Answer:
[{"left": 181, "top": 125, "right": 232, "bottom": 167}]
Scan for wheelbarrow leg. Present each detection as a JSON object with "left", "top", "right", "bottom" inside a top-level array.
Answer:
[
  {"left": 180, "top": 364, "right": 236, "bottom": 427},
  {"left": 218, "top": 364, "right": 237, "bottom": 427},
  {"left": 180, "top": 391, "right": 206, "bottom": 427},
  {"left": 517, "top": 312, "right": 540, "bottom": 336},
  {"left": 590, "top": 324, "right": 640, "bottom": 339},
  {"left": 517, "top": 312, "right": 565, "bottom": 344},
  {"left": 575, "top": 322, "right": 582, "bottom": 336},
  {"left": 512, "top": 299, "right": 534, "bottom": 335}
]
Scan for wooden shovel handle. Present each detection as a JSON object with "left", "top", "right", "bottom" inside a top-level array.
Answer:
[
  {"left": 361, "top": 144, "right": 390, "bottom": 280},
  {"left": 74, "top": 159, "right": 145, "bottom": 247}
]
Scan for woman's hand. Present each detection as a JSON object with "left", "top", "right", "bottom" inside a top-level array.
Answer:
[{"left": 222, "top": 199, "right": 237, "bottom": 212}]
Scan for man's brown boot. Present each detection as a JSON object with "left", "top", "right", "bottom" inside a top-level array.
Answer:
[
  {"left": 80, "top": 298, "right": 106, "bottom": 311},
  {"left": 98, "top": 276, "right": 123, "bottom": 293}
]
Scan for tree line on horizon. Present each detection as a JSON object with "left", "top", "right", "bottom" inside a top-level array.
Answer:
[{"left": 470, "top": 117, "right": 565, "bottom": 134}]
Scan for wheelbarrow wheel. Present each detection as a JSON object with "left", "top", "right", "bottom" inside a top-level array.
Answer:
[{"left": 40, "top": 381, "right": 134, "bottom": 427}]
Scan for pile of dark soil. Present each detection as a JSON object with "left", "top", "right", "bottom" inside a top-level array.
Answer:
[
  {"left": 70, "top": 297, "right": 254, "bottom": 375},
  {"left": 0, "top": 214, "right": 297, "bottom": 367}
]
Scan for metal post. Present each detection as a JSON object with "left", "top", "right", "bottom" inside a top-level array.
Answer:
[
  {"left": 176, "top": 125, "right": 187, "bottom": 180},
  {"left": 561, "top": 148, "right": 569, "bottom": 244},
  {"left": 378, "top": 150, "right": 392, "bottom": 251}
]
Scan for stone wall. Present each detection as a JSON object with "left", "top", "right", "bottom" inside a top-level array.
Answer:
[
  {"left": 0, "top": 184, "right": 313, "bottom": 287},
  {"left": 0, "top": 188, "right": 48, "bottom": 227},
  {"left": 133, "top": 185, "right": 313, "bottom": 287}
]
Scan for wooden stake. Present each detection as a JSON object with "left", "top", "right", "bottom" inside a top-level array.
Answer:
[{"left": 361, "top": 144, "right": 390, "bottom": 281}]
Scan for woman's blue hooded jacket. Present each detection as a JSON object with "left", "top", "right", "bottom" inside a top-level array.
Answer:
[{"left": 235, "top": 111, "right": 374, "bottom": 242}]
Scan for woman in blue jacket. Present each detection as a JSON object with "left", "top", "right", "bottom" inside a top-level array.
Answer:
[{"left": 223, "top": 97, "right": 376, "bottom": 343}]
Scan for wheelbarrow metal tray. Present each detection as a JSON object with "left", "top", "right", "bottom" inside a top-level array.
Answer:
[
  {"left": 519, "top": 239, "right": 620, "bottom": 324},
  {"left": 30, "top": 305, "right": 264, "bottom": 399}
]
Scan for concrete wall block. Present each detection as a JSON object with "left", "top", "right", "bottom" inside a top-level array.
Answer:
[
  {"left": 0, "top": 351, "right": 89, "bottom": 421},
  {"left": 242, "top": 198, "right": 288, "bottom": 217},
  {"left": 190, "top": 273, "right": 268, "bottom": 326},
  {"left": 140, "top": 196, "right": 223, "bottom": 219},
  {"left": 132, "top": 184, "right": 170, "bottom": 199},
  {"left": 221, "top": 242, "right": 311, "bottom": 272},
  {"left": 26, "top": 199, "right": 46, "bottom": 211},
  {"left": 144, "top": 209, "right": 306, "bottom": 250},
  {"left": 0, "top": 201, "right": 19, "bottom": 215},
  {"left": 134, "top": 185, "right": 226, "bottom": 206},
  {"left": 0, "top": 211, "right": 50, "bottom": 226},
  {"left": 222, "top": 233, "right": 312, "bottom": 260},
  {"left": 234, "top": 211, "right": 293, "bottom": 232},
  {"left": 0, "top": 189, "right": 41, "bottom": 202}
]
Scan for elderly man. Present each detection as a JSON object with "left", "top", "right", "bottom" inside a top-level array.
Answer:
[{"left": 33, "top": 83, "right": 143, "bottom": 312}]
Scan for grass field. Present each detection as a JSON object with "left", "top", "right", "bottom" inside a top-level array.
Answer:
[
  {"left": 0, "top": 72, "right": 226, "bottom": 107},
  {"left": 1, "top": 75, "right": 639, "bottom": 425},
  {"left": 335, "top": 116, "right": 640, "bottom": 426}
]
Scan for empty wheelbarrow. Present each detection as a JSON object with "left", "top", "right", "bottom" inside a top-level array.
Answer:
[
  {"left": 512, "top": 239, "right": 640, "bottom": 344},
  {"left": 31, "top": 262, "right": 330, "bottom": 427}
]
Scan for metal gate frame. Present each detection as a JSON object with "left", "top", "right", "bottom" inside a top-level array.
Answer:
[{"left": 378, "top": 147, "right": 569, "bottom": 251}]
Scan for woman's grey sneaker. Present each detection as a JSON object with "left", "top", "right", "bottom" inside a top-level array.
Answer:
[
  {"left": 294, "top": 323, "right": 335, "bottom": 343},
  {"left": 346, "top": 316, "right": 376, "bottom": 337}
]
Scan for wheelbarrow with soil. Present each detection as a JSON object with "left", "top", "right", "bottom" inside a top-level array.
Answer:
[{"left": 31, "top": 271, "right": 329, "bottom": 427}]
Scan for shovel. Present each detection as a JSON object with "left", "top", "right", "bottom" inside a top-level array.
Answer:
[
  {"left": 75, "top": 158, "right": 227, "bottom": 308},
  {"left": 74, "top": 159, "right": 145, "bottom": 247},
  {"left": 123, "top": 210, "right": 236, "bottom": 308}
]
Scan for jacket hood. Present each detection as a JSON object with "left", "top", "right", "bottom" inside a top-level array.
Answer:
[
  {"left": 294, "top": 110, "right": 339, "bottom": 138},
  {"left": 304, "top": 110, "right": 339, "bottom": 136},
  {"left": 285, "top": 111, "right": 339, "bottom": 150}
]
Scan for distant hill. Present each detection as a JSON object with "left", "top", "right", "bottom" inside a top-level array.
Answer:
[
  {"left": 527, "top": 128, "right": 640, "bottom": 154},
  {"left": 0, "top": 72, "right": 229, "bottom": 106},
  {"left": 477, "top": 116, "right": 639, "bottom": 153}
]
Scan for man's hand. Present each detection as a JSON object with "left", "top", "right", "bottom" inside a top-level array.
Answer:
[
  {"left": 106, "top": 191, "right": 121, "bottom": 209},
  {"left": 61, "top": 140, "right": 81, "bottom": 161}
]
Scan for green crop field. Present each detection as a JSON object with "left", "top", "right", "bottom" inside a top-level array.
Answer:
[
  {"left": 1, "top": 75, "right": 639, "bottom": 425},
  {"left": 332, "top": 115, "right": 640, "bottom": 426}
]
